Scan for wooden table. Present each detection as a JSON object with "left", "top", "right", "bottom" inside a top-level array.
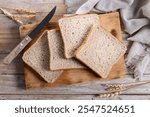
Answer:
[{"left": 0, "top": 0, "right": 150, "bottom": 100}]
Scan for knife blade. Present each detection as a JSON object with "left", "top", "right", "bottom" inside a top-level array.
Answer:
[{"left": 3, "top": 6, "right": 56, "bottom": 65}]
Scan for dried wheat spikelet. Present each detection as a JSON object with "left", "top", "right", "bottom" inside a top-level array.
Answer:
[
  {"left": 0, "top": 8, "right": 23, "bottom": 25},
  {"left": 15, "top": 8, "right": 36, "bottom": 14},
  {"left": 92, "top": 80, "right": 150, "bottom": 100},
  {"left": 104, "top": 84, "right": 126, "bottom": 92},
  {"left": 93, "top": 91, "right": 122, "bottom": 99},
  {"left": 103, "top": 80, "right": 150, "bottom": 92},
  {"left": 14, "top": 14, "right": 36, "bottom": 19}
]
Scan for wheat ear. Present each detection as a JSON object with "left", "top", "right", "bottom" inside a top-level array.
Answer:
[
  {"left": 14, "top": 14, "right": 36, "bottom": 19},
  {"left": 0, "top": 8, "right": 23, "bottom": 25},
  {"left": 15, "top": 8, "right": 36, "bottom": 14},
  {"left": 94, "top": 80, "right": 150, "bottom": 99}
]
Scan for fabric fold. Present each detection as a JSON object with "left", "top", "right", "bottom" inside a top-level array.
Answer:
[{"left": 128, "top": 25, "right": 150, "bottom": 46}]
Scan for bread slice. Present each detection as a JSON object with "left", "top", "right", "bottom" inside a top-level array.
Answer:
[
  {"left": 22, "top": 31, "right": 63, "bottom": 83},
  {"left": 58, "top": 14, "right": 100, "bottom": 58},
  {"left": 74, "top": 25, "right": 127, "bottom": 78},
  {"left": 47, "top": 29, "right": 85, "bottom": 70}
]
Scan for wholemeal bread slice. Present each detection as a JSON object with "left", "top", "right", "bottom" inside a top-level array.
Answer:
[
  {"left": 58, "top": 14, "right": 100, "bottom": 58},
  {"left": 22, "top": 31, "right": 63, "bottom": 83},
  {"left": 47, "top": 29, "right": 85, "bottom": 70},
  {"left": 74, "top": 25, "right": 127, "bottom": 78}
]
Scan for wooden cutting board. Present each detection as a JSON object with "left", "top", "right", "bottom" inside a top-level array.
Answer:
[{"left": 19, "top": 12, "right": 126, "bottom": 89}]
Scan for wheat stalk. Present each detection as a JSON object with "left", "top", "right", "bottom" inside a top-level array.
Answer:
[
  {"left": 0, "top": 8, "right": 23, "bottom": 25},
  {"left": 15, "top": 8, "right": 36, "bottom": 14},
  {"left": 94, "top": 80, "right": 150, "bottom": 99},
  {"left": 14, "top": 14, "right": 36, "bottom": 19},
  {"left": 104, "top": 84, "right": 126, "bottom": 91},
  {"left": 98, "top": 91, "right": 122, "bottom": 98},
  {"left": 93, "top": 91, "right": 122, "bottom": 99}
]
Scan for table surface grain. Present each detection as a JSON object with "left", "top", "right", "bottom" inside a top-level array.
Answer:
[{"left": 0, "top": 0, "right": 150, "bottom": 100}]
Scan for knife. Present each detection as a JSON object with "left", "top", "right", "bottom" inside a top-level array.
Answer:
[{"left": 3, "top": 6, "right": 56, "bottom": 65}]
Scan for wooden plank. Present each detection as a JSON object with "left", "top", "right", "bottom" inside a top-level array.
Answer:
[
  {"left": 0, "top": 15, "right": 63, "bottom": 53},
  {"left": 0, "top": 42, "right": 21, "bottom": 54},
  {"left": 0, "top": 34, "right": 19, "bottom": 39},
  {"left": 95, "top": 95, "right": 150, "bottom": 100},
  {"left": 0, "top": 74, "right": 150, "bottom": 94},
  {"left": 0, "top": 94, "right": 94, "bottom": 100},
  {"left": 0, "top": 14, "right": 62, "bottom": 31},
  {"left": 0, "top": 94, "right": 150, "bottom": 100},
  {"left": 0, "top": 0, "right": 65, "bottom": 5},
  {"left": 0, "top": 14, "right": 62, "bottom": 35},
  {"left": 0, "top": 3, "right": 66, "bottom": 14},
  {"left": 0, "top": 16, "right": 19, "bottom": 33},
  {"left": 0, "top": 28, "right": 19, "bottom": 34},
  {"left": 0, "top": 38, "right": 20, "bottom": 53},
  {"left": 0, "top": 54, "right": 24, "bottom": 74}
]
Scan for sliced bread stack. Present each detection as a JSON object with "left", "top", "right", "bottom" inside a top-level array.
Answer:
[
  {"left": 22, "top": 14, "right": 126, "bottom": 83},
  {"left": 22, "top": 32, "right": 63, "bottom": 83},
  {"left": 58, "top": 15, "right": 126, "bottom": 78},
  {"left": 23, "top": 30, "right": 85, "bottom": 83}
]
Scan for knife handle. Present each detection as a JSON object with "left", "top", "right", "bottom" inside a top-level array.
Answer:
[{"left": 3, "top": 36, "right": 32, "bottom": 65}]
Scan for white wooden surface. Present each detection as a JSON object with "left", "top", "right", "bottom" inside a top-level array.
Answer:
[{"left": 0, "top": 0, "right": 150, "bottom": 100}]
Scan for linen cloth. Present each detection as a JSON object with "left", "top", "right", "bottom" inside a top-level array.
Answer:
[{"left": 65, "top": 0, "right": 150, "bottom": 80}]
